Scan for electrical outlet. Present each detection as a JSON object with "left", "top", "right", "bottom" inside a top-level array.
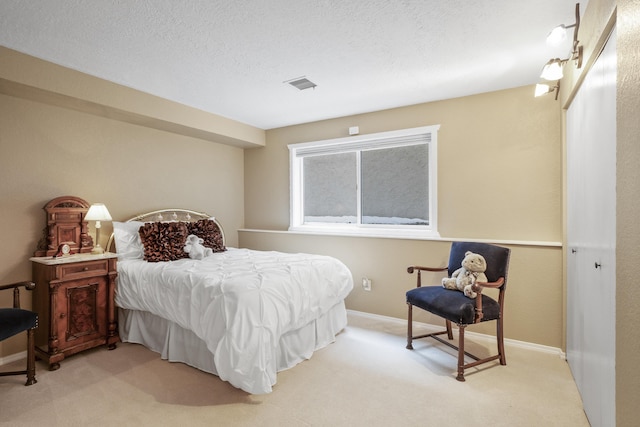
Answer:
[{"left": 362, "top": 277, "right": 372, "bottom": 291}]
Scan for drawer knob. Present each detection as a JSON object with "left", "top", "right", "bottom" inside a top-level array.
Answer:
[
  {"left": 83, "top": 267, "right": 89, "bottom": 271},
  {"left": 60, "top": 313, "right": 66, "bottom": 318}
]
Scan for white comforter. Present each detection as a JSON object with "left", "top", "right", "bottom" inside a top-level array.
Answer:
[{"left": 115, "top": 248, "right": 353, "bottom": 393}]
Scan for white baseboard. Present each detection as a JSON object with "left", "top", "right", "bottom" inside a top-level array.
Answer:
[
  {"left": 347, "top": 309, "right": 566, "bottom": 359},
  {"left": 0, "top": 350, "right": 27, "bottom": 367},
  {"left": 1, "top": 311, "right": 566, "bottom": 367}
]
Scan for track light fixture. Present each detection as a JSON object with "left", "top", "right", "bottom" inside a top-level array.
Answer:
[{"left": 535, "top": 3, "right": 583, "bottom": 99}]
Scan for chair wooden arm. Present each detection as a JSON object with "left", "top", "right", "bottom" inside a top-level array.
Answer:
[
  {"left": 471, "top": 277, "right": 504, "bottom": 293},
  {"left": 407, "top": 265, "right": 448, "bottom": 288},
  {"left": 0, "top": 281, "right": 36, "bottom": 309},
  {"left": 472, "top": 277, "right": 504, "bottom": 322},
  {"left": 407, "top": 266, "right": 448, "bottom": 273}
]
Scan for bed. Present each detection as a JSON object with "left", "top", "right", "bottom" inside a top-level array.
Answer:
[{"left": 107, "top": 209, "right": 353, "bottom": 394}]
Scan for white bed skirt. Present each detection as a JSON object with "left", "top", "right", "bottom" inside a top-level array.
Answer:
[{"left": 118, "top": 301, "right": 348, "bottom": 380}]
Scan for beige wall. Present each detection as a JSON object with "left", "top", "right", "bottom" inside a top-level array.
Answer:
[
  {"left": 0, "top": 53, "right": 250, "bottom": 359},
  {"left": 0, "top": 47, "right": 265, "bottom": 148},
  {"left": 240, "top": 231, "right": 563, "bottom": 347},
  {"left": 247, "top": 86, "right": 563, "bottom": 242},
  {"left": 615, "top": 1, "right": 640, "bottom": 423},
  {"left": 242, "top": 85, "right": 565, "bottom": 349}
]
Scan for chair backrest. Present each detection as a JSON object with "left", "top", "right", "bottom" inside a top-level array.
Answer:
[{"left": 448, "top": 242, "right": 511, "bottom": 290}]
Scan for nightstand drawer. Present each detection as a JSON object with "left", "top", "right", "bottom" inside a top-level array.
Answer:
[{"left": 60, "top": 260, "right": 109, "bottom": 280}]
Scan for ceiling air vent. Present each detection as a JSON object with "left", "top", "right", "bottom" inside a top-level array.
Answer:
[{"left": 284, "top": 76, "right": 317, "bottom": 90}]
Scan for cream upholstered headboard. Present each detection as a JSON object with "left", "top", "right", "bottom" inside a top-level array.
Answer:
[{"left": 106, "top": 208, "right": 225, "bottom": 253}]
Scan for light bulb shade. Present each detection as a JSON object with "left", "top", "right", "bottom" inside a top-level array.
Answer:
[
  {"left": 540, "top": 59, "right": 564, "bottom": 81},
  {"left": 534, "top": 84, "right": 551, "bottom": 97},
  {"left": 546, "top": 25, "right": 568, "bottom": 46},
  {"left": 85, "top": 203, "right": 112, "bottom": 221}
]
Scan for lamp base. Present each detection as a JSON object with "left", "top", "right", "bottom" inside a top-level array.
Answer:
[{"left": 91, "top": 245, "right": 105, "bottom": 255}]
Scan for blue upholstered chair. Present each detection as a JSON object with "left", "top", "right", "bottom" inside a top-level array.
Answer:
[
  {"left": 406, "top": 242, "right": 511, "bottom": 381},
  {"left": 0, "top": 281, "right": 38, "bottom": 385}
]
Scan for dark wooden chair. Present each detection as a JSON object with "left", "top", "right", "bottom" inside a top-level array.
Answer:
[
  {"left": 0, "top": 281, "right": 38, "bottom": 385},
  {"left": 406, "top": 242, "right": 510, "bottom": 381}
]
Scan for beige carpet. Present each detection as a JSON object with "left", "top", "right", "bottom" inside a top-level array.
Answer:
[{"left": 0, "top": 312, "right": 589, "bottom": 427}]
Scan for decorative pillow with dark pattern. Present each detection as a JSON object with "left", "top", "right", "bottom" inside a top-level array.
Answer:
[
  {"left": 138, "top": 221, "right": 189, "bottom": 262},
  {"left": 187, "top": 219, "right": 226, "bottom": 253}
]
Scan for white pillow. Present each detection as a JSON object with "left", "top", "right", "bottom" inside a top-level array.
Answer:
[{"left": 112, "top": 221, "right": 144, "bottom": 260}]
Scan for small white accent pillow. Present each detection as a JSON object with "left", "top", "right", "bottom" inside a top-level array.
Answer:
[{"left": 112, "top": 221, "right": 145, "bottom": 260}]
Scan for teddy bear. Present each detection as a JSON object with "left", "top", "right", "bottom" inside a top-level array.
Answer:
[
  {"left": 183, "top": 234, "right": 213, "bottom": 260},
  {"left": 442, "top": 251, "right": 488, "bottom": 298}
]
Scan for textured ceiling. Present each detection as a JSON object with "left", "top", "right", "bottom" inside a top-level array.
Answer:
[{"left": 0, "top": 0, "right": 585, "bottom": 130}]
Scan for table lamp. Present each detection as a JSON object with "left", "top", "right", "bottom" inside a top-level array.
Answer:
[{"left": 85, "top": 203, "right": 112, "bottom": 254}]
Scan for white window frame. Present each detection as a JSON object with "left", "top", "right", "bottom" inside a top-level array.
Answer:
[{"left": 288, "top": 125, "right": 440, "bottom": 239}]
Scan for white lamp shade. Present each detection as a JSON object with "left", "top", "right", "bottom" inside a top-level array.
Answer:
[
  {"left": 85, "top": 203, "right": 112, "bottom": 221},
  {"left": 534, "top": 84, "right": 551, "bottom": 97},
  {"left": 540, "top": 60, "right": 564, "bottom": 81},
  {"left": 546, "top": 25, "right": 568, "bottom": 46}
]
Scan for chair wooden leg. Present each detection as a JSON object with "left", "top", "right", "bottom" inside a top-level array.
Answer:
[
  {"left": 456, "top": 326, "right": 466, "bottom": 382},
  {"left": 445, "top": 320, "right": 453, "bottom": 340},
  {"left": 497, "top": 317, "right": 506, "bottom": 366},
  {"left": 406, "top": 303, "right": 414, "bottom": 350},
  {"left": 25, "top": 328, "right": 37, "bottom": 386}
]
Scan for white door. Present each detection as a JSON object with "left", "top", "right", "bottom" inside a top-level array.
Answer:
[{"left": 566, "top": 27, "right": 616, "bottom": 427}]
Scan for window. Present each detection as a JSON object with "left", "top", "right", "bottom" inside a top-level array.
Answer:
[{"left": 288, "top": 125, "right": 440, "bottom": 238}]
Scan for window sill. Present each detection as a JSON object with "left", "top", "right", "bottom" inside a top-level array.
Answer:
[
  {"left": 288, "top": 225, "right": 441, "bottom": 240},
  {"left": 238, "top": 228, "right": 562, "bottom": 247}
]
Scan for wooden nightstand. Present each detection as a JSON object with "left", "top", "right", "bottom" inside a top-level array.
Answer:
[{"left": 30, "top": 253, "right": 118, "bottom": 370}]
